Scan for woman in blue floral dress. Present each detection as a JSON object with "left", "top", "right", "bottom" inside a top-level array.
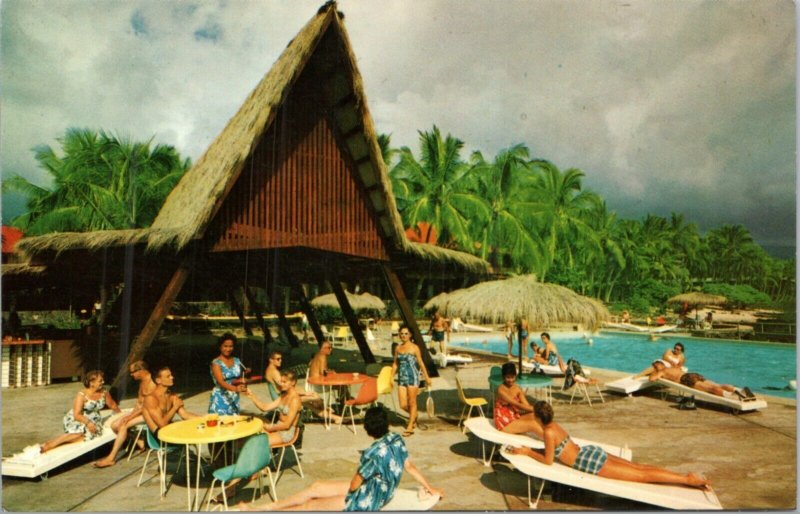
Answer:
[
  {"left": 237, "top": 407, "right": 444, "bottom": 511},
  {"left": 391, "top": 325, "right": 431, "bottom": 437},
  {"left": 208, "top": 333, "right": 247, "bottom": 415},
  {"left": 41, "top": 370, "right": 121, "bottom": 452}
]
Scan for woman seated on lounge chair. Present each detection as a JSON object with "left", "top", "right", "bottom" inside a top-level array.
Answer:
[
  {"left": 238, "top": 407, "right": 443, "bottom": 511},
  {"left": 507, "top": 401, "right": 709, "bottom": 489},
  {"left": 494, "top": 363, "right": 534, "bottom": 430},
  {"left": 41, "top": 370, "right": 121, "bottom": 453}
]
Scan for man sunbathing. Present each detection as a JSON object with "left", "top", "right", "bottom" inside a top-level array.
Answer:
[
  {"left": 141, "top": 366, "right": 199, "bottom": 438},
  {"left": 645, "top": 360, "right": 755, "bottom": 400},
  {"left": 94, "top": 360, "right": 156, "bottom": 467}
]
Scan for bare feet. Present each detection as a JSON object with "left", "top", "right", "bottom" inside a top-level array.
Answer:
[
  {"left": 93, "top": 458, "right": 115, "bottom": 468},
  {"left": 687, "top": 473, "right": 710, "bottom": 490}
]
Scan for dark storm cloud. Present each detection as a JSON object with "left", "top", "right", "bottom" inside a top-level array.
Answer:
[{"left": 1, "top": 0, "right": 795, "bottom": 250}]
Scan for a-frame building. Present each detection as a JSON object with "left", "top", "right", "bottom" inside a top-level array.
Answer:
[{"left": 13, "top": 3, "right": 489, "bottom": 385}]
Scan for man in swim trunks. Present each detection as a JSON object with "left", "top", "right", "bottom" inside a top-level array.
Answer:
[
  {"left": 141, "top": 367, "right": 199, "bottom": 439},
  {"left": 307, "top": 341, "right": 344, "bottom": 423},
  {"left": 428, "top": 310, "right": 450, "bottom": 355},
  {"left": 94, "top": 360, "right": 156, "bottom": 467},
  {"left": 646, "top": 360, "right": 755, "bottom": 399}
]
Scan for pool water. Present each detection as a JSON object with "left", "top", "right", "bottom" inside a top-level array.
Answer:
[{"left": 449, "top": 332, "right": 797, "bottom": 399}]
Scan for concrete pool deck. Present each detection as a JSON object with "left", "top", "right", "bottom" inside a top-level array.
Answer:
[{"left": 1, "top": 342, "right": 796, "bottom": 511}]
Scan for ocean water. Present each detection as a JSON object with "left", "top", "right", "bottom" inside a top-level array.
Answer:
[{"left": 449, "top": 331, "right": 797, "bottom": 399}]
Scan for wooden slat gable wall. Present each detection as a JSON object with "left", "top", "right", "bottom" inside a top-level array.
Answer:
[{"left": 208, "top": 86, "right": 389, "bottom": 261}]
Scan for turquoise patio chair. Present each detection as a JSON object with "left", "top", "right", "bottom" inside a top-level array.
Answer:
[
  {"left": 137, "top": 428, "right": 184, "bottom": 498},
  {"left": 204, "top": 434, "right": 274, "bottom": 511}
]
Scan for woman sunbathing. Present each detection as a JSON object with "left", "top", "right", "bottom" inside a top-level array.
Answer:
[
  {"left": 238, "top": 406, "right": 443, "bottom": 511},
  {"left": 41, "top": 370, "right": 121, "bottom": 453},
  {"left": 506, "top": 401, "right": 710, "bottom": 489},
  {"left": 494, "top": 363, "right": 533, "bottom": 430}
]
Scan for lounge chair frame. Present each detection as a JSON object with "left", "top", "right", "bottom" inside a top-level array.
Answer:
[
  {"left": 500, "top": 446, "right": 722, "bottom": 510},
  {"left": 2, "top": 409, "right": 132, "bottom": 480}
]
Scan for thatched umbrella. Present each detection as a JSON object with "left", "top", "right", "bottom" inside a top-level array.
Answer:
[
  {"left": 427, "top": 275, "right": 609, "bottom": 370},
  {"left": 311, "top": 291, "right": 386, "bottom": 312},
  {"left": 667, "top": 292, "right": 728, "bottom": 324},
  {"left": 423, "top": 292, "right": 451, "bottom": 312}
]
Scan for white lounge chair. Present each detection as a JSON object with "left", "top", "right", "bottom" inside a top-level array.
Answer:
[
  {"left": 656, "top": 379, "right": 768, "bottom": 413},
  {"left": 463, "top": 417, "right": 632, "bottom": 467},
  {"left": 500, "top": 446, "right": 722, "bottom": 510},
  {"left": 2, "top": 408, "right": 132, "bottom": 479},
  {"left": 521, "top": 361, "right": 565, "bottom": 376},
  {"left": 433, "top": 352, "right": 473, "bottom": 368},
  {"left": 382, "top": 488, "right": 441, "bottom": 510},
  {"left": 605, "top": 375, "right": 659, "bottom": 396}
]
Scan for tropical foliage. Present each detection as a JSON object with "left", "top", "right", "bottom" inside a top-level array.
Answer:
[
  {"left": 385, "top": 126, "right": 794, "bottom": 313},
  {"left": 3, "top": 128, "right": 190, "bottom": 235}
]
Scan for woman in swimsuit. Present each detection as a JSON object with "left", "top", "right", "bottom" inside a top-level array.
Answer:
[
  {"left": 540, "top": 332, "right": 567, "bottom": 372},
  {"left": 662, "top": 342, "right": 686, "bottom": 369},
  {"left": 391, "top": 325, "right": 431, "bottom": 437},
  {"left": 494, "top": 363, "right": 533, "bottom": 430},
  {"left": 41, "top": 370, "right": 121, "bottom": 453},
  {"left": 504, "top": 320, "right": 516, "bottom": 360},
  {"left": 506, "top": 401, "right": 710, "bottom": 489},
  {"left": 245, "top": 369, "right": 302, "bottom": 446}
]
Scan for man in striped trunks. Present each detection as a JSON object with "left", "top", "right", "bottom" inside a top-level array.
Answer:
[{"left": 648, "top": 360, "right": 755, "bottom": 400}]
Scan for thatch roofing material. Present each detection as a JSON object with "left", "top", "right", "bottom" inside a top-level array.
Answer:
[
  {"left": 1, "top": 263, "right": 47, "bottom": 276},
  {"left": 424, "top": 275, "right": 609, "bottom": 331},
  {"left": 311, "top": 291, "right": 386, "bottom": 312},
  {"left": 667, "top": 293, "right": 728, "bottom": 306}
]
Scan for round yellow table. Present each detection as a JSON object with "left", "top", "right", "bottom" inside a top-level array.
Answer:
[{"left": 157, "top": 415, "right": 263, "bottom": 511}]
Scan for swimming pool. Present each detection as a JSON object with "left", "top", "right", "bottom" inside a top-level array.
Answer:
[{"left": 449, "top": 331, "right": 798, "bottom": 399}]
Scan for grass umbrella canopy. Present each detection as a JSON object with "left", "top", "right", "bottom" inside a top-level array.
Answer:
[
  {"left": 433, "top": 275, "right": 609, "bottom": 331},
  {"left": 667, "top": 293, "right": 728, "bottom": 307},
  {"left": 423, "top": 292, "right": 451, "bottom": 313},
  {"left": 311, "top": 291, "right": 386, "bottom": 312}
]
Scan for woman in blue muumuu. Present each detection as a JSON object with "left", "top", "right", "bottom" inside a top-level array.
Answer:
[
  {"left": 208, "top": 332, "right": 247, "bottom": 415},
  {"left": 506, "top": 401, "right": 710, "bottom": 489},
  {"left": 237, "top": 407, "right": 443, "bottom": 511}
]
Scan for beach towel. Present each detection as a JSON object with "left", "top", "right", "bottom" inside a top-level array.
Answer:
[{"left": 563, "top": 358, "right": 586, "bottom": 390}]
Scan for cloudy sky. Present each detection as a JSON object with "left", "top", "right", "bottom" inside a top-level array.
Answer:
[{"left": 1, "top": 0, "right": 796, "bottom": 253}]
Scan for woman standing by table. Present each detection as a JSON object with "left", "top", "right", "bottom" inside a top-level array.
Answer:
[
  {"left": 208, "top": 333, "right": 247, "bottom": 415},
  {"left": 391, "top": 325, "right": 431, "bottom": 437},
  {"left": 41, "top": 370, "right": 121, "bottom": 453}
]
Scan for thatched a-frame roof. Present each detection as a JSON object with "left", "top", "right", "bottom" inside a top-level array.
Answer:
[
  {"left": 426, "top": 275, "right": 609, "bottom": 331},
  {"left": 16, "top": 4, "right": 488, "bottom": 275}
]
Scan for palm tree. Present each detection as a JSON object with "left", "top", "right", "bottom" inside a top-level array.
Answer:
[
  {"left": 4, "top": 128, "right": 190, "bottom": 235},
  {"left": 389, "top": 125, "right": 489, "bottom": 249},
  {"left": 706, "top": 224, "right": 755, "bottom": 282},
  {"left": 468, "top": 144, "right": 545, "bottom": 274},
  {"left": 528, "top": 161, "right": 601, "bottom": 278}
]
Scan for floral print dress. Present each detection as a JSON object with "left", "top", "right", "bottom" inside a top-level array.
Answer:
[
  {"left": 208, "top": 357, "right": 244, "bottom": 415},
  {"left": 344, "top": 432, "right": 409, "bottom": 511},
  {"left": 63, "top": 391, "right": 106, "bottom": 441}
]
